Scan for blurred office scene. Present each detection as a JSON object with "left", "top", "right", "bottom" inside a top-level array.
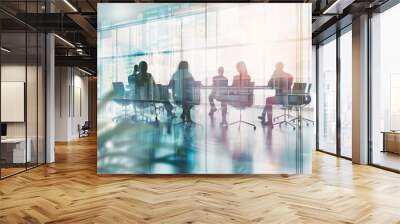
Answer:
[{"left": 97, "top": 3, "right": 314, "bottom": 174}]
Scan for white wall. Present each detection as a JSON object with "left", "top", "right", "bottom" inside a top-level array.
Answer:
[
  {"left": 55, "top": 67, "right": 89, "bottom": 141},
  {"left": 1, "top": 63, "right": 46, "bottom": 164}
]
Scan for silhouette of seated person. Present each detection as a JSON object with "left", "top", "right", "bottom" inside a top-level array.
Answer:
[
  {"left": 228, "top": 61, "right": 253, "bottom": 108},
  {"left": 208, "top": 66, "right": 228, "bottom": 125},
  {"left": 169, "top": 61, "right": 195, "bottom": 123},
  {"left": 133, "top": 61, "right": 174, "bottom": 118},
  {"left": 134, "top": 61, "right": 155, "bottom": 101},
  {"left": 232, "top": 61, "right": 252, "bottom": 90},
  {"left": 128, "top": 64, "right": 139, "bottom": 88},
  {"left": 258, "top": 62, "right": 293, "bottom": 126}
]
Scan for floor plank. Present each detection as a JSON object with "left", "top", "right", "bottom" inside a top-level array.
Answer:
[{"left": 0, "top": 135, "right": 400, "bottom": 224}]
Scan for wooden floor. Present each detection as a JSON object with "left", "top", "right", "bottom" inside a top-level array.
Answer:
[{"left": 1, "top": 135, "right": 400, "bottom": 224}]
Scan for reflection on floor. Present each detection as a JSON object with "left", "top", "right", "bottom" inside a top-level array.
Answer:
[
  {"left": 0, "top": 167, "right": 25, "bottom": 178},
  {"left": 373, "top": 151, "right": 400, "bottom": 171},
  {"left": 0, "top": 163, "right": 41, "bottom": 179},
  {"left": 98, "top": 103, "right": 314, "bottom": 174}
]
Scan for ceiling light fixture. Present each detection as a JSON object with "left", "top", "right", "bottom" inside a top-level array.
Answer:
[
  {"left": 63, "top": 0, "right": 78, "bottom": 12},
  {"left": 322, "top": 0, "right": 341, "bottom": 14},
  {"left": 54, "top": 34, "right": 75, "bottom": 48},
  {"left": 78, "top": 67, "right": 93, "bottom": 76},
  {"left": 1, "top": 47, "right": 11, "bottom": 53},
  {"left": 322, "top": 0, "right": 354, "bottom": 15}
]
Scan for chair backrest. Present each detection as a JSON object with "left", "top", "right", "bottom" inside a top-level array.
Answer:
[
  {"left": 173, "top": 79, "right": 201, "bottom": 105},
  {"left": 304, "top": 83, "right": 312, "bottom": 105},
  {"left": 82, "top": 121, "right": 90, "bottom": 129},
  {"left": 307, "top": 83, "right": 312, "bottom": 94},
  {"left": 213, "top": 78, "right": 228, "bottom": 88},
  {"left": 214, "top": 79, "right": 229, "bottom": 97},
  {"left": 128, "top": 74, "right": 136, "bottom": 87},
  {"left": 156, "top": 84, "right": 169, "bottom": 101},
  {"left": 270, "top": 77, "right": 293, "bottom": 93},
  {"left": 112, "top": 82, "right": 125, "bottom": 98},
  {"left": 191, "top": 81, "right": 202, "bottom": 105},
  {"left": 233, "top": 80, "right": 254, "bottom": 94},
  {"left": 292, "top": 82, "right": 307, "bottom": 94},
  {"left": 288, "top": 83, "right": 312, "bottom": 106}
]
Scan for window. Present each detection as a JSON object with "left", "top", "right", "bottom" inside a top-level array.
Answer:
[
  {"left": 371, "top": 3, "right": 400, "bottom": 171},
  {"left": 318, "top": 37, "right": 337, "bottom": 154},
  {"left": 340, "top": 29, "right": 352, "bottom": 158},
  {"left": 0, "top": 2, "right": 46, "bottom": 179}
]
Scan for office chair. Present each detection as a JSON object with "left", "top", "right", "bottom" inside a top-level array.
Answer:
[
  {"left": 227, "top": 81, "right": 256, "bottom": 130},
  {"left": 173, "top": 80, "right": 202, "bottom": 126},
  {"left": 132, "top": 81, "right": 163, "bottom": 124},
  {"left": 208, "top": 79, "right": 229, "bottom": 122},
  {"left": 273, "top": 93, "right": 296, "bottom": 129},
  {"left": 273, "top": 82, "right": 308, "bottom": 129},
  {"left": 271, "top": 81, "right": 300, "bottom": 129},
  {"left": 289, "top": 83, "right": 314, "bottom": 127},
  {"left": 78, "top": 121, "right": 90, "bottom": 138},
  {"left": 271, "top": 78, "right": 297, "bottom": 123}
]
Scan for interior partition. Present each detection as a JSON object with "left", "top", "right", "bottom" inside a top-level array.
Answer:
[
  {"left": 97, "top": 3, "right": 313, "bottom": 174},
  {"left": 0, "top": 3, "right": 46, "bottom": 179}
]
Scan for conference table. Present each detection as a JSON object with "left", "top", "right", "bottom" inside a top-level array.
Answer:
[{"left": 113, "top": 84, "right": 309, "bottom": 114}]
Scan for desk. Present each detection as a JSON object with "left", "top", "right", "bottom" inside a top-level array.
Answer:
[
  {"left": 382, "top": 131, "right": 400, "bottom": 154},
  {"left": 1, "top": 138, "right": 31, "bottom": 163}
]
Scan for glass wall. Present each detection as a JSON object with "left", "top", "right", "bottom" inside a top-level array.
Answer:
[
  {"left": 97, "top": 3, "right": 313, "bottom": 174},
  {"left": 0, "top": 2, "right": 46, "bottom": 179},
  {"left": 340, "top": 28, "right": 352, "bottom": 158},
  {"left": 317, "top": 36, "right": 337, "bottom": 154},
  {"left": 371, "top": 3, "right": 400, "bottom": 171}
]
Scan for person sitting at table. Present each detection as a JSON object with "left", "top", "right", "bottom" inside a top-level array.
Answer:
[
  {"left": 258, "top": 62, "right": 293, "bottom": 126},
  {"left": 208, "top": 66, "right": 228, "bottom": 125},
  {"left": 135, "top": 61, "right": 155, "bottom": 100},
  {"left": 135, "top": 61, "right": 174, "bottom": 118},
  {"left": 232, "top": 61, "right": 252, "bottom": 88},
  {"left": 169, "top": 61, "right": 195, "bottom": 123},
  {"left": 128, "top": 64, "right": 139, "bottom": 87}
]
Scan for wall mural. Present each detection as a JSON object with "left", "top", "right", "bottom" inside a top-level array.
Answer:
[{"left": 97, "top": 3, "right": 313, "bottom": 174}]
